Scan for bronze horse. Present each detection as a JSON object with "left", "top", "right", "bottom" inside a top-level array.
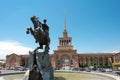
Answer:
[{"left": 26, "top": 16, "right": 50, "bottom": 51}]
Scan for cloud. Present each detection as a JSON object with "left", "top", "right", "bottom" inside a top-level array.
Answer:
[{"left": 0, "top": 40, "right": 33, "bottom": 59}]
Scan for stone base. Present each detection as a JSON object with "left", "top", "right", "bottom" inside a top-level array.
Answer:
[{"left": 27, "top": 51, "right": 54, "bottom": 80}]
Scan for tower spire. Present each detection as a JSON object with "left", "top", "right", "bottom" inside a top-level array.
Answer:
[
  {"left": 64, "top": 13, "right": 66, "bottom": 31},
  {"left": 63, "top": 13, "right": 68, "bottom": 37}
]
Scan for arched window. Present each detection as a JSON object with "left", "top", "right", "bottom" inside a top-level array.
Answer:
[
  {"left": 62, "top": 55, "right": 69, "bottom": 63},
  {"left": 61, "top": 55, "right": 70, "bottom": 67}
]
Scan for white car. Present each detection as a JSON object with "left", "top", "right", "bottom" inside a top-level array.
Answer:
[{"left": 105, "top": 68, "right": 112, "bottom": 72}]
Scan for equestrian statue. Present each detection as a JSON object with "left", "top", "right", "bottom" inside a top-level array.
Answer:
[
  {"left": 23, "top": 16, "right": 53, "bottom": 80},
  {"left": 26, "top": 16, "right": 50, "bottom": 52}
]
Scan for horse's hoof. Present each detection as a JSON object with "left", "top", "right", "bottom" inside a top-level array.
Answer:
[
  {"left": 26, "top": 31, "right": 29, "bottom": 34},
  {"left": 35, "top": 41, "right": 38, "bottom": 43}
]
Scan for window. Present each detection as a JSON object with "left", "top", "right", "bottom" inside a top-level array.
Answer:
[
  {"left": 71, "top": 60, "right": 73, "bottom": 65},
  {"left": 57, "top": 60, "right": 60, "bottom": 65}
]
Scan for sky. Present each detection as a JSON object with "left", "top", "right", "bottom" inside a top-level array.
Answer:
[{"left": 0, "top": 0, "right": 120, "bottom": 59}]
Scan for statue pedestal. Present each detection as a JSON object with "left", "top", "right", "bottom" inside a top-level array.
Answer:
[{"left": 28, "top": 51, "right": 54, "bottom": 80}]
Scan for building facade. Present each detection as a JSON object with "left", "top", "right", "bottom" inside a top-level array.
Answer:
[
  {"left": 5, "top": 53, "right": 29, "bottom": 68},
  {"left": 50, "top": 23, "right": 114, "bottom": 70},
  {"left": 112, "top": 52, "right": 120, "bottom": 70},
  {"left": 78, "top": 53, "right": 113, "bottom": 68}
]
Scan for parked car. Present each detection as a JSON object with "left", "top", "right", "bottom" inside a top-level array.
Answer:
[
  {"left": 85, "top": 68, "right": 91, "bottom": 72},
  {"left": 79, "top": 68, "right": 85, "bottom": 71},
  {"left": 105, "top": 68, "right": 112, "bottom": 72},
  {"left": 115, "top": 71, "right": 120, "bottom": 76},
  {"left": 0, "top": 70, "right": 1, "bottom": 73},
  {"left": 72, "top": 68, "right": 79, "bottom": 71},
  {"left": 99, "top": 68, "right": 105, "bottom": 72},
  {"left": 92, "top": 68, "right": 97, "bottom": 71},
  {"left": 14, "top": 66, "right": 25, "bottom": 71}
]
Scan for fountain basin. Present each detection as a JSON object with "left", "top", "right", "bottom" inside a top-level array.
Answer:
[{"left": 0, "top": 71, "right": 116, "bottom": 80}]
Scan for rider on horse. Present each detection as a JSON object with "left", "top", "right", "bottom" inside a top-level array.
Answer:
[
  {"left": 27, "top": 16, "right": 50, "bottom": 51},
  {"left": 42, "top": 19, "right": 50, "bottom": 49}
]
